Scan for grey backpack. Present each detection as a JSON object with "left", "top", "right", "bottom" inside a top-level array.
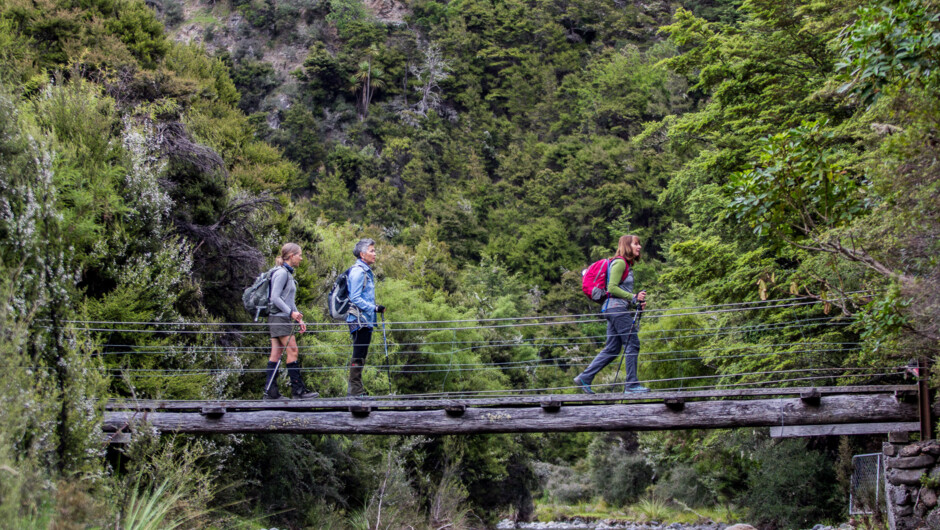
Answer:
[{"left": 242, "top": 267, "right": 279, "bottom": 321}]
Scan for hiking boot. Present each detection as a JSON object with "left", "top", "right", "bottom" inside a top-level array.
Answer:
[
  {"left": 624, "top": 384, "right": 650, "bottom": 393},
  {"left": 286, "top": 361, "right": 318, "bottom": 400},
  {"left": 348, "top": 363, "right": 366, "bottom": 397},
  {"left": 262, "top": 387, "right": 282, "bottom": 400},
  {"left": 291, "top": 388, "right": 319, "bottom": 400},
  {"left": 347, "top": 389, "right": 372, "bottom": 400},
  {"left": 573, "top": 375, "right": 595, "bottom": 395}
]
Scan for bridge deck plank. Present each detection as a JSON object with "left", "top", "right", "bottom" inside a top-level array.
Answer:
[{"left": 104, "top": 385, "right": 917, "bottom": 412}]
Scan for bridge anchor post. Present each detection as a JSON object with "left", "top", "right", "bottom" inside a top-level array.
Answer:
[
  {"left": 800, "top": 389, "right": 821, "bottom": 406},
  {"left": 664, "top": 398, "right": 684, "bottom": 411},
  {"left": 919, "top": 357, "right": 933, "bottom": 440}
]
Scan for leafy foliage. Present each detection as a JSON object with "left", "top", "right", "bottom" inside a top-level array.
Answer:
[
  {"left": 727, "top": 120, "right": 868, "bottom": 241},
  {"left": 2, "top": 0, "right": 939, "bottom": 524},
  {"left": 838, "top": 0, "right": 940, "bottom": 104},
  {"left": 741, "top": 438, "right": 842, "bottom": 527}
]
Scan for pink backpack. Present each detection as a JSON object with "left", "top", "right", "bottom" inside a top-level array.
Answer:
[{"left": 581, "top": 257, "right": 627, "bottom": 303}]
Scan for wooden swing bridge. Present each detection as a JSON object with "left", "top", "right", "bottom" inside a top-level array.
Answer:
[{"left": 103, "top": 384, "right": 935, "bottom": 442}]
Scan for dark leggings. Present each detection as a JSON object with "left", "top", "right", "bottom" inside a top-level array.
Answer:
[{"left": 351, "top": 326, "right": 373, "bottom": 364}]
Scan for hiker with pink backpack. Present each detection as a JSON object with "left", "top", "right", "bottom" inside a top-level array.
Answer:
[{"left": 574, "top": 235, "right": 649, "bottom": 394}]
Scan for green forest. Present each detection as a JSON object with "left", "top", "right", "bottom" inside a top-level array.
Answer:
[{"left": 0, "top": 0, "right": 937, "bottom": 526}]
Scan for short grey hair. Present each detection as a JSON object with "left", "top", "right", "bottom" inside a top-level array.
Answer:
[{"left": 353, "top": 238, "right": 375, "bottom": 258}]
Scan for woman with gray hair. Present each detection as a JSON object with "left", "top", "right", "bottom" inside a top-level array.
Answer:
[
  {"left": 263, "top": 242, "right": 319, "bottom": 400},
  {"left": 346, "top": 238, "right": 385, "bottom": 397}
]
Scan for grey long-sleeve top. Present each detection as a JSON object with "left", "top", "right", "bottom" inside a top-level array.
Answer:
[{"left": 269, "top": 266, "right": 298, "bottom": 317}]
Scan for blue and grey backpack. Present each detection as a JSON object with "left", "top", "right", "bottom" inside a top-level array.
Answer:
[
  {"left": 327, "top": 267, "right": 353, "bottom": 320},
  {"left": 327, "top": 263, "right": 368, "bottom": 320}
]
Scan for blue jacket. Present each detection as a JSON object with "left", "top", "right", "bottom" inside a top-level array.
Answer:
[{"left": 346, "top": 259, "right": 376, "bottom": 328}]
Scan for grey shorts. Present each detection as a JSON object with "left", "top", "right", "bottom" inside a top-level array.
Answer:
[{"left": 268, "top": 315, "right": 295, "bottom": 338}]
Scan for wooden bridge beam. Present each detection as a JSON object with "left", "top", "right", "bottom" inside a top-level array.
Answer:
[{"left": 103, "top": 394, "right": 921, "bottom": 436}]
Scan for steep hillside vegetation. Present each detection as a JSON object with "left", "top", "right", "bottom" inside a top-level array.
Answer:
[{"left": 0, "top": 0, "right": 937, "bottom": 526}]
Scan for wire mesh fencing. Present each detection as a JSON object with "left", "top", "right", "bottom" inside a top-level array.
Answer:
[{"left": 850, "top": 452, "right": 884, "bottom": 515}]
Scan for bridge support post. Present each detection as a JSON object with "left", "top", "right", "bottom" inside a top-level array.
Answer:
[{"left": 919, "top": 357, "right": 932, "bottom": 441}]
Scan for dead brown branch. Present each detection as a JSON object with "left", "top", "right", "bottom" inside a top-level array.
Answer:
[{"left": 156, "top": 122, "right": 227, "bottom": 178}]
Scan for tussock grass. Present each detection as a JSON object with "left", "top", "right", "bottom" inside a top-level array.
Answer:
[
  {"left": 534, "top": 497, "right": 743, "bottom": 525},
  {"left": 630, "top": 496, "right": 672, "bottom": 522},
  {"left": 121, "top": 478, "right": 206, "bottom": 530}
]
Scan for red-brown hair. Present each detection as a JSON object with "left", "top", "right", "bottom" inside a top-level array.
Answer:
[{"left": 614, "top": 235, "right": 641, "bottom": 264}]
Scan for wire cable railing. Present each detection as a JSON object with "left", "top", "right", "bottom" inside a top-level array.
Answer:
[
  {"left": 89, "top": 344, "right": 864, "bottom": 375},
  {"left": 42, "top": 293, "right": 866, "bottom": 335},
  {"left": 26, "top": 295, "right": 895, "bottom": 401},
  {"left": 91, "top": 317, "right": 854, "bottom": 357},
  {"left": 52, "top": 291, "right": 874, "bottom": 328}
]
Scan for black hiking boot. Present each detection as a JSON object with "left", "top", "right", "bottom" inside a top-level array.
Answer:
[
  {"left": 286, "top": 361, "right": 319, "bottom": 400},
  {"left": 291, "top": 387, "right": 320, "bottom": 399}
]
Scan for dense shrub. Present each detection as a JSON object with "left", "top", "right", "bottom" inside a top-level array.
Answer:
[
  {"left": 160, "top": 0, "right": 185, "bottom": 26},
  {"left": 532, "top": 461, "right": 592, "bottom": 504},
  {"left": 740, "top": 439, "right": 843, "bottom": 528},
  {"left": 486, "top": 216, "right": 585, "bottom": 287},
  {"left": 237, "top": 0, "right": 275, "bottom": 29},
  {"left": 651, "top": 464, "right": 716, "bottom": 507},
  {"left": 230, "top": 59, "right": 279, "bottom": 113},
  {"left": 588, "top": 434, "right": 654, "bottom": 506},
  {"left": 1, "top": 0, "right": 935, "bottom": 524}
]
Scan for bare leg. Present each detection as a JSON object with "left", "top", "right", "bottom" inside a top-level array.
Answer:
[
  {"left": 270, "top": 336, "right": 288, "bottom": 362},
  {"left": 285, "top": 335, "right": 299, "bottom": 364}
]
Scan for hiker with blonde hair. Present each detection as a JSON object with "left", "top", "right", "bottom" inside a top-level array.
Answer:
[{"left": 263, "top": 243, "right": 319, "bottom": 400}]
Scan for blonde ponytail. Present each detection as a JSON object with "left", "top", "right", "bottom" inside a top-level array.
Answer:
[{"left": 276, "top": 243, "right": 301, "bottom": 266}]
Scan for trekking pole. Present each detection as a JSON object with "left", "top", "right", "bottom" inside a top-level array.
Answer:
[
  {"left": 612, "top": 352, "right": 626, "bottom": 393},
  {"left": 381, "top": 312, "right": 392, "bottom": 396},
  {"left": 622, "top": 304, "right": 643, "bottom": 392}
]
